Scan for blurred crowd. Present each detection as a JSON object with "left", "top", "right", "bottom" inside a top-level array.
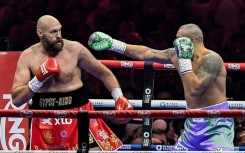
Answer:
[{"left": 0, "top": 0, "right": 245, "bottom": 148}]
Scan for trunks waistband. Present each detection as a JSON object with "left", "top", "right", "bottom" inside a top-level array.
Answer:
[
  {"left": 200, "top": 101, "right": 229, "bottom": 110},
  {"left": 31, "top": 86, "right": 89, "bottom": 110},
  {"left": 187, "top": 101, "right": 229, "bottom": 110}
]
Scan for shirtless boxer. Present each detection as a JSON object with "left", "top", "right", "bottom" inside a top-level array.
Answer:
[
  {"left": 11, "top": 15, "right": 132, "bottom": 151},
  {"left": 88, "top": 23, "right": 234, "bottom": 151}
]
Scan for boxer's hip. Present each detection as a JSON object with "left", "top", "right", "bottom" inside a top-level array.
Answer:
[
  {"left": 186, "top": 101, "right": 233, "bottom": 133},
  {"left": 30, "top": 87, "right": 123, "bottom": 151},
  {"left": 173, "top": 102, "right": 234, "bottom": 151}
]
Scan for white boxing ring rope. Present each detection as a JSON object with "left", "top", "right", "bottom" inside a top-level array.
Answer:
[{"left": 90, "top": 99, "right": 245, "bottom": 109}]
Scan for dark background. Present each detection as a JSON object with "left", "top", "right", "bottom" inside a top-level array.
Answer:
[{"left": 1, "top": 0, "right": 245, "bottom": 146}]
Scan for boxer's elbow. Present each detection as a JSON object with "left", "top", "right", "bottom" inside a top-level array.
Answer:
[
  {"left": 184, "top": 76, "right": 207, "bottom": 97},
  {"left": 11, "top": 93, "right": 20, "bottom": 107},
  {"left": 188, "top": 84, "right": 207, "bottom": 97},
  {"left": 11, "top": 88, "right": 30, "bottom": 107},
  {"left": 11, "top": 93, "right": 22, "bottom": 107},
  {"left": 188, "top": 88, "right": 202, "bottom": 97}
]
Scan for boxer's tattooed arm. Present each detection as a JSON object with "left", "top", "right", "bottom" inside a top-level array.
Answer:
[
  {"left": 195, "top": 54, "right": 222, "bottom": 87},
  {"left": 125, "top": 47, "right": 163, "bottom": 58},
  {"left": 146, "top": 47, "right": 175, "bottom": 59},
  {"left": 124, "top": 47, "right": 172, "bottom": 61},
  {"left": 166, "top": 48, "right": 176, "bottom": 58},
  {"left": 124, "top": 48, "right": 139, "bottom": 59}
]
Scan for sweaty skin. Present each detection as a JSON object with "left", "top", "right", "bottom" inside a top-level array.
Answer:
[
  {"left": 11, "top": 15, "right": 121, "bottom": 107},
  {"left": 121, "top": 25, "right": 226, "bottom": 109}
]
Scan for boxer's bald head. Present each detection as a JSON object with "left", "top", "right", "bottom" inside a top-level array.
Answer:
[
  {"left": 37, "top": 15, "right": 61, "bottom": 30},
  {"left": 177, "top": 23, "right": 203, "bottom": 43},
  {"left": 36, "top": 15, "right": 64, "bottom": 54}
]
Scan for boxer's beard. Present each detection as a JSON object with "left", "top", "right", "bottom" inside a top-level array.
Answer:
[{"left": 41, "top": 36, "right": 64, "bottom": 53}]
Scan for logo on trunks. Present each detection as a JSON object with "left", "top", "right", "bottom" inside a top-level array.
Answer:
[
  {"left": 20, "top": 110, "right": 33, "bottom": 118},
  {"left": 120, "top": 61, "right": 133, "bottom": 68},
  {"left": 98, "top": 129, "right": 109, "bottom": 140},
  {"left": 173, "top": 110, "right": 186, "bottom": 117},
  {"left": 137, "top": 110, "right": 151, "bottom": 118},
  {"left": 208, "top": 110, "right": 221, "bottom": 117},
  {"left": 39, "top": 96, "right": 72, "bottom": 107},
  {"left": 103, "top": 111, "right": 116, "bottom": 119},
  {"left": 60, "top": 130, "right": 68, "bottom": 138},
  {"left": 41, "top": 118, "right": 72, "bottom": 125},
  {"left": 42, "top": 130, "right": 54, "bottom": 144},
  {"left": 54, "top": 111, "right": 68, "bottom": 118}
]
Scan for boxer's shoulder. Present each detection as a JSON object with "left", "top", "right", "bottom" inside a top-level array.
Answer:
[
  {"left": 63, "top": 39, "right": 86, "bottom": 52},
  {"left": 21, "top": 42, "right": 45, "bottom": 57},
  {"left": 63, "top": 39, "right": 93, "bottom": 57},
  {"left": 63, "top": 39, "right": 80, "bottom": 47}
]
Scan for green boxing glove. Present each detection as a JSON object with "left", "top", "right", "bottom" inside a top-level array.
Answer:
[
  {"left": 173, "top": 37, "right": 194, "bottom": 75},
  {"left": 88, "top": 31, "right": 126, "bottom": 54}
]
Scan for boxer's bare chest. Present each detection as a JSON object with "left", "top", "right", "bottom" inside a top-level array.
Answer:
[{"left": 30, "top": 49, "right": 80, "bottom": 83}]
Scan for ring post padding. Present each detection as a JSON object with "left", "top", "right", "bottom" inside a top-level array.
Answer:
[
  {"left": 77, "top": 110, "right": 89, "bottom": 153},
  {"left": 141, "top": 62, "right": 155, "bottom": 150}
]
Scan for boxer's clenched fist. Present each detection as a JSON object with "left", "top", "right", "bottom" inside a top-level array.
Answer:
[{"left": 28, "top": 58, "right": 60, "bottom": 92}]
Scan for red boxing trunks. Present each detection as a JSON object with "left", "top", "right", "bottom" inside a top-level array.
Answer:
[{"left": 30, "top": 87, "right": 123, "bottom": 151}]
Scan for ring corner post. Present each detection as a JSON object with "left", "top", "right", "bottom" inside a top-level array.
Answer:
[
  {"left": 77, "top": 110, "right": 89, "bottom": 153},
  {"left": 142, "top": 61, "right": 155, "bottom": 150}
]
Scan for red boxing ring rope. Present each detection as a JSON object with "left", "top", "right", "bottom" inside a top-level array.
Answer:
[
  {"left": 1, "top": 109, "right": 245, "bottom": 118},
  {"left": 99, "top": 60, "right": 245, "bottom": 71}
]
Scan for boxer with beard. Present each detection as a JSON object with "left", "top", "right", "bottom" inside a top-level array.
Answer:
[
  {"left": 41, "top": 35, "right": 64, "bottom": 53},
  {"left": 11, "top": 15, "right": 132, "bottom": 151}
]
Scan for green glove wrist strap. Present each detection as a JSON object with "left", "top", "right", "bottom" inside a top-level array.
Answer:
[
  {"left": 109, "top": 39, "right": 126, "bottom": 54},
  {"left": 179, "top": 58, "right": 193, "bottom": 75}
]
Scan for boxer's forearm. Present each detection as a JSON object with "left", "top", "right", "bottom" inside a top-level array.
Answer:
[
  {"left": 12, "top": 85, "right": 35, "bottom": 107},
  {"left": 125, "top": 45, "right": 173, "bottom": 64},
  {"left": 88, "top": 32, "right": 171, "bottom": 64},
  {"left": 103, "top": 75, "right": 121, "bottom": 93},
  {"left": 124, "top": 45, "right": 151, "bottom": 60}
]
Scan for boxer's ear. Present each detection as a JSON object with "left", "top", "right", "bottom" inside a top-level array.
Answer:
[
  {"left": 190, "top": 37, "right": 195, "bottom": 43},
  {"left": 36, "top": 29, "right": 43, "bottom": 38}
]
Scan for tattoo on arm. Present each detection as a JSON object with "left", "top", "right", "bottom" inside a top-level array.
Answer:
[
  {"left": 124, "top": 47, "right": 176, "bottom": 62},
  {"left": 125, "top": 47, "right": 167, "bottom": 59},
  {"left": 195, "top": 54, "right": 222, "bottom": 87},
  {"left": 124, "top": 49, "right": 138, "bottom": 58},
  {"left": 151, "top": 49, "right": 161, "bottom": 53},
  {"left": 166, "top": 48, "right": 176, "bottom": 58}
]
